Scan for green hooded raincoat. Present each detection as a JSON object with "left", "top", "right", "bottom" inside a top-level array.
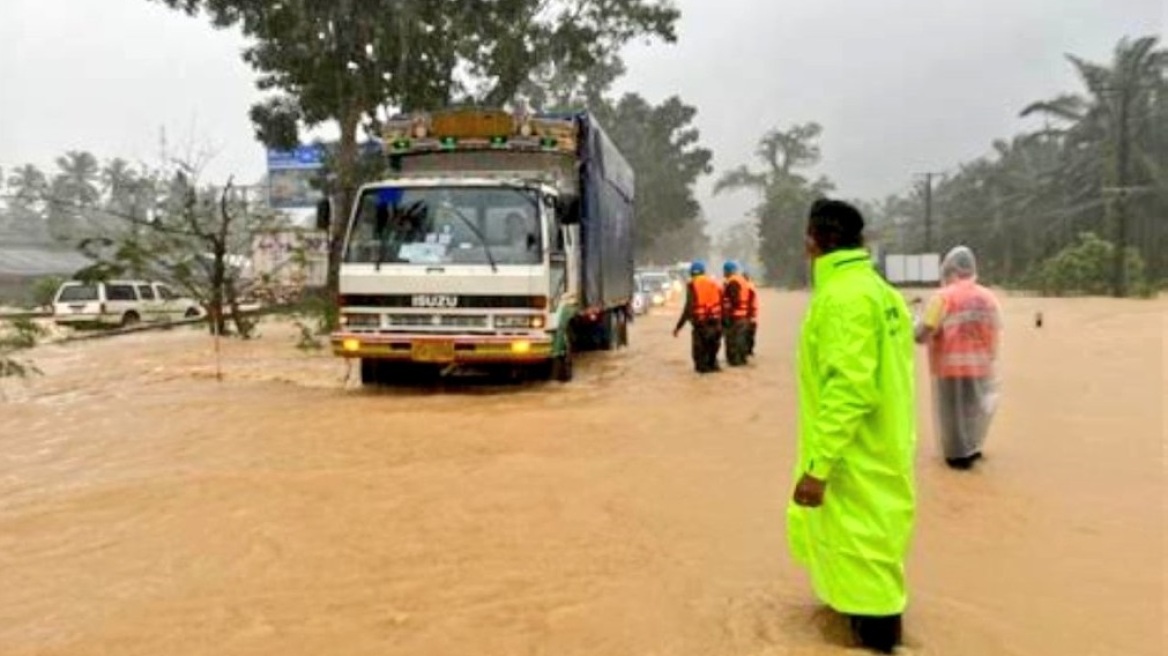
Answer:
[{"left": 787, "top": 248, "right": 918, "bottom": 616}]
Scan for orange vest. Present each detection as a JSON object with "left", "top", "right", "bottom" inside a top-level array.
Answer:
[
  {"left": 691, "top": 275, "right": 723, "bottom": 321},
  {"left": 723, "top": 274, "right": 751, "bottom": 319},
  {"left": 928, "top": 280, "right": 999, "bottom": 378}
]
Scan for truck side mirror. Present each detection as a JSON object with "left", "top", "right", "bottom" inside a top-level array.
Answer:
[
  {"left": 561, "top": 197, "right": 581, "bottom": 226},
  {"left": 315, "top": 198, "right": 331, "bottom": 231}
]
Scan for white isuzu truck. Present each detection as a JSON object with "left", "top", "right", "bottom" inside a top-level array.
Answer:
[{"left": 320, "top": 107, "right": 636, "bottom": 385}]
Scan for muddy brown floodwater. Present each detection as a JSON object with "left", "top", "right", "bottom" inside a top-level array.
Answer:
[{"left": 0, "top": 290, "right": 1163, "bottom": 655}]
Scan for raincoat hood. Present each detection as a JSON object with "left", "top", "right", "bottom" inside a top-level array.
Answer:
[{"left": 941, "top": 246, "right": 978, "bottom": 282}]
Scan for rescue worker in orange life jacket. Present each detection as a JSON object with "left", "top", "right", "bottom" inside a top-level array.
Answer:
[
  {"left": 673, "top": 260, "right": 724, "bottom": 374},
  {"left": 742, "top": 267, "right": 759, "bottom": 359},
  {"left": 721, "top": 260, "right": 752, "bottom": 366}
]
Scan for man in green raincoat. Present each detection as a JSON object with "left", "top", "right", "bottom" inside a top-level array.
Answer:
[{"left": 787, "top": 199, "right": 917, "bottom": 654}]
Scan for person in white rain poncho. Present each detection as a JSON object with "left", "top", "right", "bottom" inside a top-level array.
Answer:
[{"left": 914, "top": 246, "right": 1002, "bottom": 470}]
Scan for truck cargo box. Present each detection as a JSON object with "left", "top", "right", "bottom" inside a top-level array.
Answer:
[{"left": 576, "top": 114, "right": 635, "bottom": 312}]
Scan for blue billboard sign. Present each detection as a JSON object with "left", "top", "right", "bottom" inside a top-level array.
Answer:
[
  {"left": 266, "top": 145, "right": 327, "bottom": 171},
  {"left": 264, "top": 141, "right": 383, "bottom": 210},
  {"left": 266, "top": 145, "right": 326, "bottom": 210}
]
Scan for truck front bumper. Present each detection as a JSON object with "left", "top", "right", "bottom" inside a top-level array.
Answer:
[{"left": 331, "top": 332, "right": 554, "bottom": 364}]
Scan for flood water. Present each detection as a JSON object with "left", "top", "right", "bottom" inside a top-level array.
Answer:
[{"left": 0, "top": 290, "right": 1163, "bottom": 655}]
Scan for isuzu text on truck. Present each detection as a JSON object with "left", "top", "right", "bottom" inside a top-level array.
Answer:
[{"left": 319, "top": 107, "right": 636, "bottom": 385}]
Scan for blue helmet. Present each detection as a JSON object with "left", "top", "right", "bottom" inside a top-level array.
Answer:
[
  {"left": 723, "top": 260, "right": 739, "bottom": 276},
  {"left": 690, "top": 260, "right": 706, "bottom": 276}
]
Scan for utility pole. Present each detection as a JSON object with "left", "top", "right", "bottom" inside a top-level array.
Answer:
[
  {"left": 924, "top": 173, "right": 934, "bottom": 252},
  {"left": 1113, "top": 87, "right": 1131, "bottom": 298},
  {"left": 915, "top": 172, "right": 943, "bottom": 252},
  {"left": 1100, "top": 80, "right": 1154, "bottom": 297}
]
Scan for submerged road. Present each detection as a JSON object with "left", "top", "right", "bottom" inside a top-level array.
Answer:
[{"left": 0, "top": 291, "right": 1162, "bottom": 655}]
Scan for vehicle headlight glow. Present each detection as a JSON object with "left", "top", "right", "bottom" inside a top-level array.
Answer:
[{"left": 342, "top": 338, "right": 361, "bottom": 352}]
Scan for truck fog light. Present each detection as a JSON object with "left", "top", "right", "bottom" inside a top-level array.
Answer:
[
  {"left": 342, "top": 338, "right": 361, "bottom": 352},
  {"left": 511, "top": 340, "right": 531, "bottom": 354}
]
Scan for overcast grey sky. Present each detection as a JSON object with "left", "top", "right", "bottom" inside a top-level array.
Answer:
[{"left": 1, "top": 0, "right": 1163, "bottom": 233}]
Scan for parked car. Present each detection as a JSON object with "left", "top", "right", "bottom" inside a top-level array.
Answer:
[{"left": 53, "top": 280, "right": 203, "bottom": 329}]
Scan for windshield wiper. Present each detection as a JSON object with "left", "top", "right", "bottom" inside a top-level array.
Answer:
[{"left": 444, "top": 204, "right": 499, "bottom": 273}]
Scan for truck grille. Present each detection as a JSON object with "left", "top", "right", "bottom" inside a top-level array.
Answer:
[
  {"left": 385, "top": 313, "right": 489, "bottom": 329},
  {"left": 343, "top": 294, "right": 547, "bottom": 309}
]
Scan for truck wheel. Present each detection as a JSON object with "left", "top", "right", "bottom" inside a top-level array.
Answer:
[
  {"left": 605, "top": 311, "right": 619, "bottom": 351},
  {"left": 121, "top": 311, "right": 140, "bottom": 328},
  {"left": 592, "top": 310, "right": 618, "bottom": 351},
  {"left": 615, "top": 309, "right": 629, "bottom": 348},
  {"left": 359, "top": 359, "right": 382, "bottom": 386},
  {"left": 550, "top": 341, "right": 574, "bottom": 382}
]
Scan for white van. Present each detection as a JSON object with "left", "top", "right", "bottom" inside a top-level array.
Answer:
[{"left": 53, "top": 280, "right": 203, "bottom": 328}]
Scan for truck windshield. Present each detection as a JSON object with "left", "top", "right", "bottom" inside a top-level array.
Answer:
[{"left": 344, "top": 186, "right": 541, "bottom": 266}]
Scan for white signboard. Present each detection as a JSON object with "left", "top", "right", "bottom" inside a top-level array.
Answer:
[
  {"left": 252, "top": 229, "right": 329, "bottom": 289},
  {"left": 920, "top": 253, "right": 941, "bottom": 283},
  {"left": 885, "top": 255, "right": 907, "bottom": 283},
  {"left": 883, "top": 253, "right": 941, "bottom": 285}
]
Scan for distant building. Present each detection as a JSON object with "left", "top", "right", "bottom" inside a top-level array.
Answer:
[{"left": 0, "top": 236, "right": 93, "bottom": 305}]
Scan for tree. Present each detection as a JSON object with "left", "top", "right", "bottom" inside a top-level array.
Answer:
[
  {"left": 1022, "top": 36, "right": 1167, "bottom": 296},
  {"left": 874, "top": 35, "right": 1166, "bottom": 294},
  {"left": 514, "top": 52, "right": 714, "bottom": 266},
  {"left": 47, "top": 151, "right": 101, "bottom": 240},
  {"left": 715, "top": 123, "right": 834, "bottom": 286},
  {"left": 642, "top": 215, "right": 711, "bottom": 264},
  {"left": 3, "top": 165, "right": 51, "bottom": 242},
  {"left": 591, "top": 93, "right": 713, "bottom": 255},
  {"left": 150, "top": 0, "right": 680, "bottom": 304},
  {"left": 715, "top": 220, "right": 761, "bottom": 277},
  {"left": 1034, "top": 232, "right": 1150, "bottom": 297},
  {"left": 77, "top": 163, "right": 286, "bottom": 337}
]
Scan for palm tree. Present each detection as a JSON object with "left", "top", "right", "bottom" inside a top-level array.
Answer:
[
  {"left": 52, "top": 151, "right": 101, "bottom": 207},
  {"left": 46, "top": 151, "right": 101, "bottom": 240},
  {"left": 1022, "top": 36, "right": 1167, "bottom": 295},
  {"left": 7, "top": 164, "right": 48, "bottom": 209},
  {"left": 99, "top": 158, "right": 149, "bottom": 234},
  {"left": 3, "top": 165, "right": 52, "bottom": 242}
]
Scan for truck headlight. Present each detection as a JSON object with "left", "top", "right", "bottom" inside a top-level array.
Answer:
[{"left": 494, "top": 315, "right": 544, "bottom": 329}]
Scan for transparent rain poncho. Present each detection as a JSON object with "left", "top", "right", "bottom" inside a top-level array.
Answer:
[{"left": 916, "top": 246, "right": 1003, "bottom": 462}]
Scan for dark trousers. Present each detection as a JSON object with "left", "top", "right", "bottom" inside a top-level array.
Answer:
[
  {"left": 745, "top": 320, "right": 757, "bottom": 356},
  {"left": 690, "top": 320, "right": 722, "bottom": 373},
  {"left": 849, "top": 614, "right": 902, "bottom": 654},
  {"left": 724, "top": 318, "right": 749, "bottom": 366}
]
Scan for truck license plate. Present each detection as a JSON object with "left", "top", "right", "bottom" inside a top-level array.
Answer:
[{"left": 412, "top": 340, "right": 455, "bottom": 363}]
